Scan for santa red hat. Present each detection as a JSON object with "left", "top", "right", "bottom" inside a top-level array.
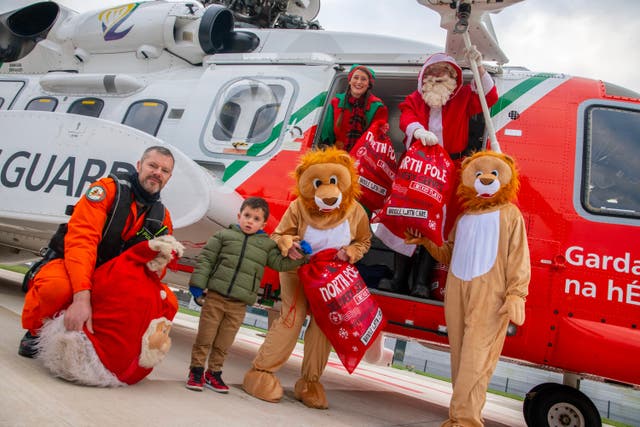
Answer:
[{"left": 417, "top": 53, "right": 463, "bottom": 97}]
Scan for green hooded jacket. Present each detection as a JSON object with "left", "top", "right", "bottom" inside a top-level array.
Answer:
[{"left": 190, "top": 225, "right": 305, "bottom": 305}]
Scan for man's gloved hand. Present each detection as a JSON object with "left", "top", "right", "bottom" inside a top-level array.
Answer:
[
  {"left": 189, "top": 285, "right": 206, "bottom": 307},
  {"left": 414, "top": 128, "right": 439, "bottom": 146},
  {"left": 464, "top": 44, "right": 482, "bottom": 67}
]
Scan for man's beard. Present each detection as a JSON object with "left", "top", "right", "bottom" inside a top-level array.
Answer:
[{"left": 421, "top": 75, "right": 457, "bottom": 108}]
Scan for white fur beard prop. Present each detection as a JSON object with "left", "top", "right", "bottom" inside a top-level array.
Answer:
[
  {"left": 421, "top": 75, "right": 457, "bottom": 108},
  {"left": 36, "top": 314, "right": 125, "bottom": 387},
  {"left": 146, "top": 235, "right": 185, "bottom": 275},
  {"left": 139, "top": 317, "right": 172, "bottom": 368}
]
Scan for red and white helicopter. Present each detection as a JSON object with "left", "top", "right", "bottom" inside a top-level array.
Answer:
[{"left": 0, "top": 1, "right": 638, "bottom": 425}]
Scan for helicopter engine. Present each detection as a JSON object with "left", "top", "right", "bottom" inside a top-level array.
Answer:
[
  {"left": 203, "top": 0, "right": 321, "bottom": 29},
  {"left": 0, "top": 1, "right": 259, "bottom": 65}
]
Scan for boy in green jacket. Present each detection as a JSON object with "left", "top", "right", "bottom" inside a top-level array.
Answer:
[{"left": 186, "top": 197, "right": 307, "bottom": 393}]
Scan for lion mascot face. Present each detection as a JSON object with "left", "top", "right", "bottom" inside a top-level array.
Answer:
[
  {"left": 294, "top": 147, "right": 361, "bottom": 218},
  {"left": 458, "top": 151, "right": 520, "bottom": 212}
]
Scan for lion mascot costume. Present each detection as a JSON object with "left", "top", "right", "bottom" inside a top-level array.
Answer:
[
  {"left": 36, "top": 235, "right": 184, "bottom": 386},
  {"left": 243, "top": 147, "right": 371, "bottom": 409},
  {"left": 406, "top": 151, "right": 530, "bottom": 427}
]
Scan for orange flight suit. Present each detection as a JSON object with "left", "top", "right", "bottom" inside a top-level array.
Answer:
[{"left": 21, "top": 176, "right": 173, "bottom": 334}]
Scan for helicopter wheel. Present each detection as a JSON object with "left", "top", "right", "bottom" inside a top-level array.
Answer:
[
  {"left": 525, "top": 383, "right": 602, "bottom": 427},
  {"left": 523, "top": 383, "right": 557, "bottom": 426}
]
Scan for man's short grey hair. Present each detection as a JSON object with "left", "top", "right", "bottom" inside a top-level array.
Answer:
[{"left": 141, "top": 146, "right": 174, "bottom": 165}]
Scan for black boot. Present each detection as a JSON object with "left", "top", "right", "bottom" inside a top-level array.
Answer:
[
  {"left": 18, "top": 331, "right": 38, "bottom": 358},
  {"left": 409, "top": 246, "right": 434, "bottom": 298},
  {"left": 378, "top": 252, "right": 412, "bottom": 294}
]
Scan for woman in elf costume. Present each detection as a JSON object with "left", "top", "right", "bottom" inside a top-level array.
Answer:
[{"left": 319, "top": 64, "right": 388, "bottom": 152}]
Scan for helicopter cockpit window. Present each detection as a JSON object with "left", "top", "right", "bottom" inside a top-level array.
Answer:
[
  {"left": 583, "top": 105, "right": 640, "bottom": 218},
  {"left": 25, "top": 97, "right": 57, "bottom": 112},
  {"left": 0, "top": 97, "right": 4, "bottom": 109},
  {"left": 203, "top": 78, "right": 293, "bottom": 157},
  {"left": 68, "top": 98, "right": 104, "bottom": 118},
  {"left": 122, "top": 100, "right": 167, "bottom": 136},
  {"left": 212, "top": 101, "right": 241, "bottom": 140}
]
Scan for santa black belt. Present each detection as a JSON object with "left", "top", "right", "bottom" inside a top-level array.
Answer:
[{"left": 449, "top": 151, "right": 464, "bottom": 160}]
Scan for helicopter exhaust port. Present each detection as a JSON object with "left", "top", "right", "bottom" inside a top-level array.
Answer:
[{"left": 0, "top": 2, "right": 59, "bottom": 62}]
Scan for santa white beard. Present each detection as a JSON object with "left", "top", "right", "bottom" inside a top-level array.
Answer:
[{"left": 421, "top": 75, "right": 457, "bottom": 108}]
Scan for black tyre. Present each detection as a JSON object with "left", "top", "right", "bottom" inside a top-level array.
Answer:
[
  {"left": 523, "top": 383, "right": 557, "bottom": 426},
  {"left": 527, "top": 383, "right": 602, "bottom": 427}
]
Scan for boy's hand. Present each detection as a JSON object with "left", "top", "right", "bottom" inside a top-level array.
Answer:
[{"left": 287, "top": 242, "right": 304, "bottom": 260}]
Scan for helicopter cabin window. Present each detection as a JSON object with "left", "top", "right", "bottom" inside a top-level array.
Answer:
[
  {"left": 583, "top": 105, "right": 640, "bottom": 218},
  {"left": 203, "top": 78, "right": 293, "bottom": 156},
  {"left": 25, "top": 97, "right": 58, "bottom": 112},
  {"left": 68, "top": 98, "right": 104, "bottom": 117},
  {"left": 122, "top": 100, "right": 167, "bottom": 136},
  {"left": 0, "top": 97, "right": 3, "bottom": 109}
]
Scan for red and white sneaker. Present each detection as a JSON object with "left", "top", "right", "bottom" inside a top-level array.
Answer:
[
  {"left": 186, "top": 367, "right": 205, "bottom": 391},
  {"left": 204, "top": 370, "right": 229, "bottom": 393}
]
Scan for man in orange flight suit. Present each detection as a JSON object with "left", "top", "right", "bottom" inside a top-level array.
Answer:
[{"left": 19, "top": 146, "right": 175, "bottom": 357}]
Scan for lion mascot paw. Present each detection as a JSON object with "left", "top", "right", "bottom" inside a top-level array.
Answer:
[
  {"left": 294, "top": 378, "right": 328, "bottom": 409},
  {"left": 242, "top": 368, "right": 284, "bottom": 402}
]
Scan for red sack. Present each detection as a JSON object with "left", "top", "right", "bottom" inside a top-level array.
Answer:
[
  {"left": 350, "top": 121, "right": 398, "bottom": 212},
  {"left": 371, "top": 143, "right": 455, "bottom": 254},
  {"left": 86, "top": 241, "right": 178, "bottom": 384},
  {"left": 298, "top": 249, "right": 386, "bottom": 374}
]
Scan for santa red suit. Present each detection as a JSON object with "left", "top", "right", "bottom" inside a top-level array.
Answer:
[{"left": 399, "top": 52, "right": 499, "bottom": 232}]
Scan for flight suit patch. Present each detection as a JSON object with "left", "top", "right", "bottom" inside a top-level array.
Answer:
[{"left": 86, "top": 185, "right": 106, "bottom": 202}]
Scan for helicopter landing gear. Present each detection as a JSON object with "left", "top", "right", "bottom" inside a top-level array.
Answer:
[{"left": 523, "top": 382, "right": 601, "bottom": 427}]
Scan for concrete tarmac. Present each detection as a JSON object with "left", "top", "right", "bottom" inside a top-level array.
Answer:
[{"left": 0, "top": 270, "right": 524, "bottom": 427}]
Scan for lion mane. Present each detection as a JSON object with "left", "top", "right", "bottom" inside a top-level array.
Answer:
[
  {"left": 292, "top": 147, "right": 361, "bottom": 218},
  {"left": 457, "top": 151, "right": 520, "bottom": 213}
]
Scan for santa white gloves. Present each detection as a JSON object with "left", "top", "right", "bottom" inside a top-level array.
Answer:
[
  {"left": 414, "top": 128, "right": 439, "bottom": 146},
  {"left": 464, "top": 44, "right": 482, "bottom": 67}
]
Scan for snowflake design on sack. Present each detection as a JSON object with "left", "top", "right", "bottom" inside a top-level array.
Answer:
[
  {"left": 339, "top": 328, "right": 348, "bottom": 339},
  {"left": 329, "top": 312, "right": 342, "bottom": 325}
]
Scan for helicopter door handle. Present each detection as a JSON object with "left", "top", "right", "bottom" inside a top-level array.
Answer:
[{"left": 539, "top": 255, "right": 566, "bottom": 270}]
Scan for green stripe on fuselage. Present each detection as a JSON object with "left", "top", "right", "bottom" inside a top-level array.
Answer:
[
  {"left": 491, "top": 73, "right": 552, "bottom": 116},
  {"left": 223, "top": 73, "right": 554, "bottom": 182},
  {"left": 222, "top": 92, "right": 327, "bottom": 182}
]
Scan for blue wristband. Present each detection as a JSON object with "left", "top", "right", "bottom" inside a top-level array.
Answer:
[
  {"left": 189, "top": 286, "right": 204, "bottom": 299},
  {"left": 300, "top": 240, "right": 313, "bottom": 255}
]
